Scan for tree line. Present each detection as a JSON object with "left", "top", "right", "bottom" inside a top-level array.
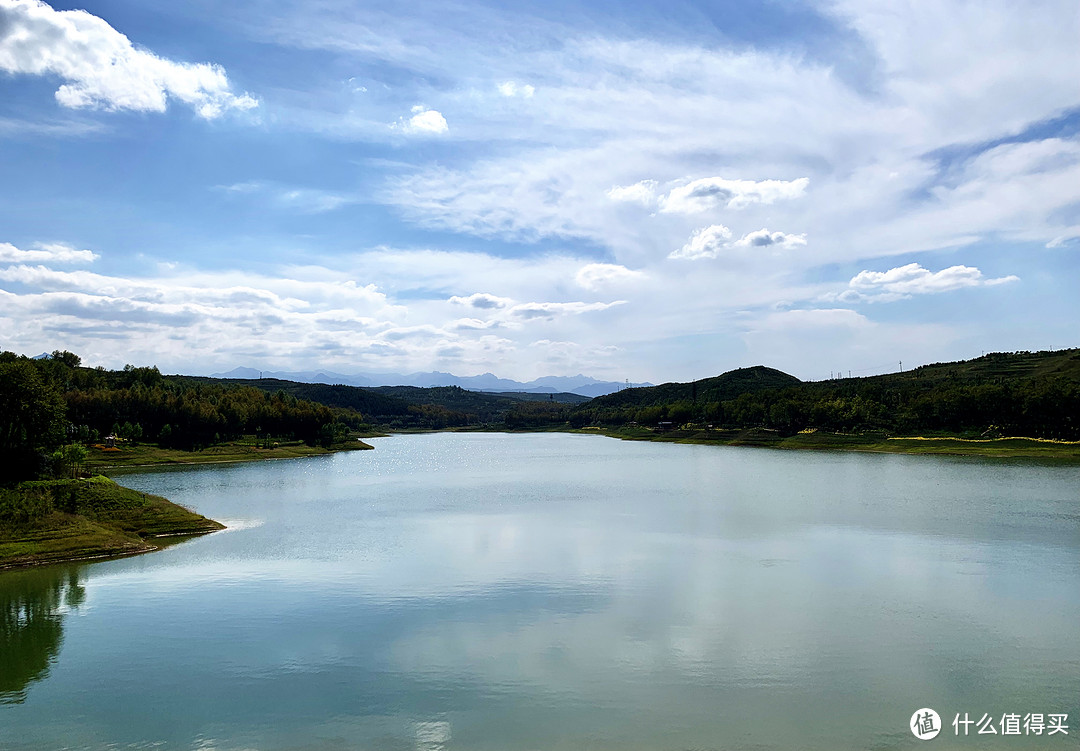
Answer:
[
  {"left": 570, "top": 356, "right": 1080, "bottom": 440},
  {"left": 0, "top": 351, "right": 356, "bottom": 482}
]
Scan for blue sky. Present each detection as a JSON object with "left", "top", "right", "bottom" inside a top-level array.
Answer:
[{"left": 1, "top": 0, "right": 1078, "bottom": 382}]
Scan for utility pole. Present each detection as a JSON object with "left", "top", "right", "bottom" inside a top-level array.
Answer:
[{"left": 899, "top": 360, "right": 903, "bottom": 372}]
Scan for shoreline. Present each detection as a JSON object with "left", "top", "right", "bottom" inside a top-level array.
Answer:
[
  {"left": 86, "top": 438, "right": 374, "bottom": 474},
  {"left": 0, "top": 528, "right": 221, "bottom": 572},
  {"left": 0, "top": 478, "right": 226, "bottom": 572},
  {"left": 568, "top": 426, "right": 1080, "bottom": 461}
]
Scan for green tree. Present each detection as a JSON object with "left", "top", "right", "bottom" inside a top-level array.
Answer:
[
  {"left": 50, "top": 350, "right": 81, "bottom": 368},
  {"left": 0, "top": 361, "right": 67, "bottom": 482},
  {"left": 52, "top": 444, "right": 88, "bottom": 479}
]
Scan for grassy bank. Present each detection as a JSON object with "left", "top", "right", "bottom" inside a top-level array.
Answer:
[
  {"left": 0, "top": 476, "right": 225, "bottom": 570},
  {"left": 575, "top": 426, "right": 1080, "bottom": 461},
  {"left": 85, "top": 437, "right": 373, "bottom": 473}
]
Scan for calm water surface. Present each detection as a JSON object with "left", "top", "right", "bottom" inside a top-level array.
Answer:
[{"left": 1, "top": 433, "right": 1078, "bottom": 750}]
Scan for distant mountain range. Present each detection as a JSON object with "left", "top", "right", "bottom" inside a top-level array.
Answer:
[{"left": 209, "top": 367, "right": 652, "bottom": 397}]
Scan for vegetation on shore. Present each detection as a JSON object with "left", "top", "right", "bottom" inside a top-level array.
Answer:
[
  {"left": 572, "top": 350, "right": 1080, "bottom": 440},
  {"left": 576, "top": 426, "right": 1080, "bottom": 460},
  {"left": 84, "top": 435, "right": 373, "bottom": 473},
  {"left": 0, "top": 476, "right": 224, "bottom": 570}
]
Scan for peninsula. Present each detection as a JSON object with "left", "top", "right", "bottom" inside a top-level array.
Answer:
[{"left": 0, "top": 476, "right": 223, "bottom": 570}]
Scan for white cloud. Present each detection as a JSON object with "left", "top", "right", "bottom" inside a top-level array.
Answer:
[
  {"left": 669, "top": 225, "right": 732, "bottom": 260},
  {"left": 607, "top": 175, "right": 811, "bottom": 217},
  {"left": 449, "top": 292, "right": 514, "bottom": 309},
  {"left": 0, "top": 241, "right": 98, "bottom": 264},
  {"left": 508, "top": 300, "right": 625, "bottom": 320},
  {"left": 841, "top": 263, "right": 1019, "bottom": 302},
  {"left": 497, "top": 81, "right": 534, "bottom": 98},
  {"left": 574, "top": 263, "right": 644, "bottom": 290},
  {"left": 732, "top": 229, "right": 807, "bottom": 250},
  {"left": 658, "top": 176, "right": 809, "bottom": 214},
  {"left": 0, "top": 0, "right": 257, "bottom": 118},
  {"left": 399, "top": 105, "right": 448, "bottom": 134},
  {"left": 606, "top": 180, "right": 658, "bottom": 206},
  {"left": 1046, "top": 231, "right": 1080, "bottom": 249},
  {"left": 450, "top": 317, "right": 500, "bottom": 331}
]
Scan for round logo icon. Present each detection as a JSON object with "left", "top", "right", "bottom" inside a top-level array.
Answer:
[{"left": 911, "top": 708, "right": 942, "bottom": 740}]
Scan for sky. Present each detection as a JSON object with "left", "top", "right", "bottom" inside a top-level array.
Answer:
[{"left": 1, "top": 0, "right": 1078, "bottom": 383}]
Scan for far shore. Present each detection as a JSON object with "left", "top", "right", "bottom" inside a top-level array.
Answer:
[
  {"left": 569, "top": 426, "right": 1080, "bottom": 461},
  {"left": 352, "top": 424, "right": 1080, "bottom": 461}
]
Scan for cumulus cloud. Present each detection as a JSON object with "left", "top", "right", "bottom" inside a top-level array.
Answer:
[
  {"left": 838, "top": 263, "right": 1019, "bottom": 302},
  {"left": 574, "top": 263, "right": 644, "bottom": 290},
  {"left": 399, "top": 105, "right": 448, "bottom": 134},
  {"left": 732, "top": 229, "right": 807, "bottom": 249},
  {"left": 0, "top": 241, "right": 98, "bottom": 264},
  {"left": 658, "top": 176, "right": 809, "bottom": 214},
  {"left": 450, "top": 317, "right": 500, "bottom": 331},
  {"left": 0, "top": 0, "right": 257, "bottom": 118},
  {"left": 497, "top": 81, "right": 534, "bottom": 98},
  {"left": 669, "top": 225, "right": 732, "bottom": 260},
  {"left": 606, "top": 180, "right": 658, "bottom": 206},
  {"left": 449, "top": 292, "right": 514, "bottom": 309},
  {"left": 671, "top": 225, "right": 808, "bottom": 259}
]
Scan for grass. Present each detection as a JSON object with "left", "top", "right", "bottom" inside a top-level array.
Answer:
[
  {"left": 84, "top": 437, "right": 373, "bottom": 473},
  {"left": 0, "top": 476, "right": 225, "bottom": 570},
  {"left": 575, "top": 426, "right": 1080, "bottom": 461}
]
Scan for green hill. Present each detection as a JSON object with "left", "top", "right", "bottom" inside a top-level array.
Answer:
[
  {"left": 587, "top": 366, "right": 801, "bottom": 409},
  {"left": 570, "top": 350, "right": 1080, "bottom": 440},
  {"left": 177, "top": 377, "right": 576, "bottom": 429},
  {"left": 173, "top": 376, "right": 412, "bottom": 420}
]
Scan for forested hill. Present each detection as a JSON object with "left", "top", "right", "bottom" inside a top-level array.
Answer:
[
  {"left": 571, "top": 349, "right": 1080, "bottom": 439},
  {"left": 173, "top": 376, "right": 413, "bottom": 420},
  {"left": 0, "top": 353, "right": 356, "bottom": 481},
  {"left": 587, "top": 366, "right": 801, "bottom": 410},
  {"left": 175, "top": 377, "right": 579, "bottom": 428}
]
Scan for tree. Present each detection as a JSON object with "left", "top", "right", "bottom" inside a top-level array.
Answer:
[
  {"left": 50, "top": 350, "right": 81, "bottom": 368},
  {"left": 0, "top": 361, "right": 67, "bottom": 482},
  {"left": 52, "top": 444, "right": 88, "bottom": 479}
]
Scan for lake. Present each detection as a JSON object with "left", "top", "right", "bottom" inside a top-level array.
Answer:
[{"left": 2, "top": 432, "right": 1078, "bottom": 750}]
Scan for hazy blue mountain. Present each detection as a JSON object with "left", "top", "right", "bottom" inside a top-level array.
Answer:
[{"left": 210, "top": 366, "right": 651, "bottom": 397}]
